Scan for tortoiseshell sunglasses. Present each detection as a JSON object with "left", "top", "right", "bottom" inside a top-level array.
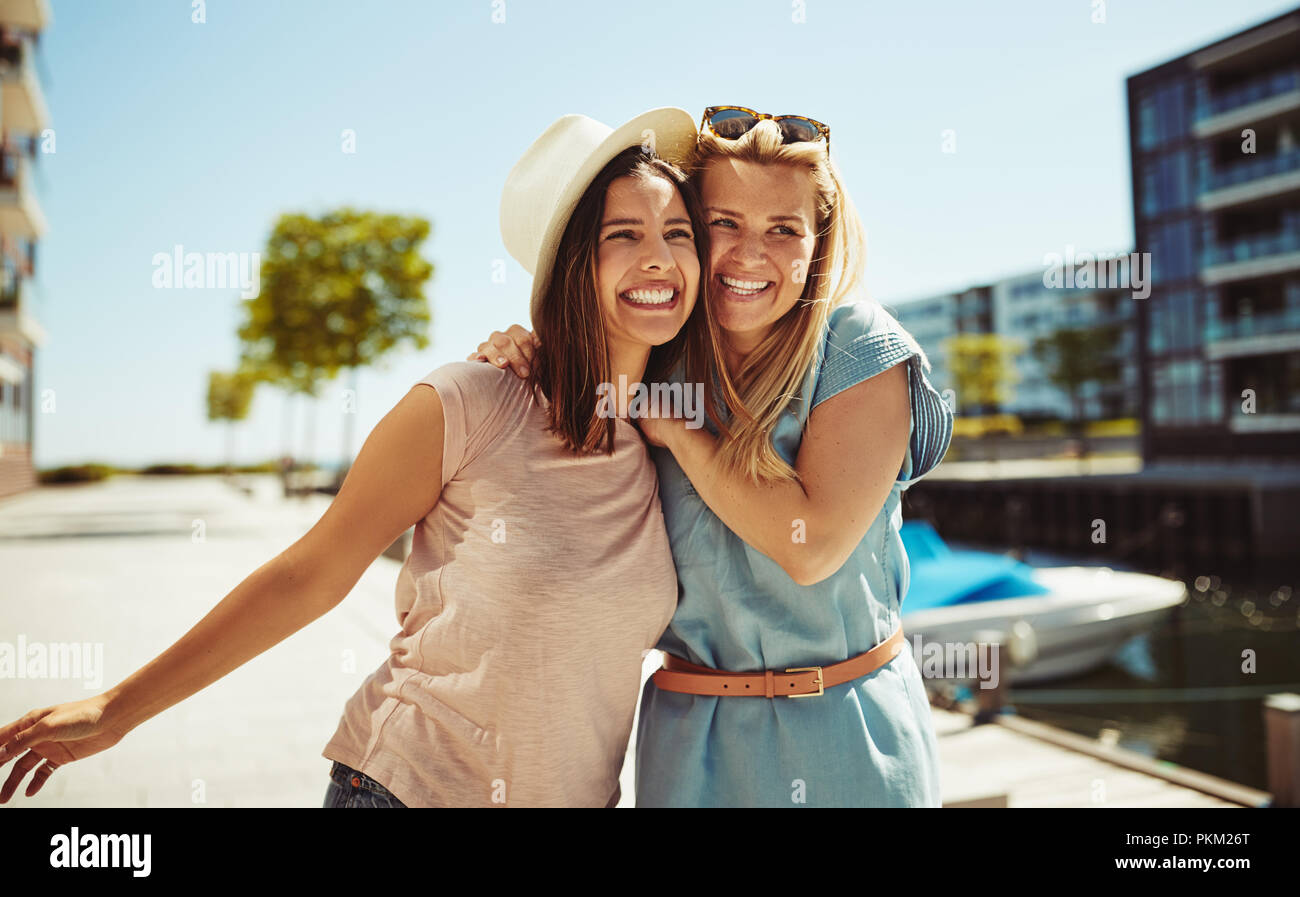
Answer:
[{"left": 700, "top": 105, "right": 830, "bottom": 150}]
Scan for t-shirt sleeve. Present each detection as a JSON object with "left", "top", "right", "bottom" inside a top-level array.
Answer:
[
  {"left": 413, "top": 361, "right": 515, "bottom": 488},
  {"left": 810, "top": 300, "right": 953, "bottom": 483}
]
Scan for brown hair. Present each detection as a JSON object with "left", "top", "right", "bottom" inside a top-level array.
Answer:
[{"left": 526, "top": 145, "right": 729, "bottom": 455}]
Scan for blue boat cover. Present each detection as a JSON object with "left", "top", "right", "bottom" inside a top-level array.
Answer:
[{"left": 899, "top": 521, "right": 1050, "bottom": 614}]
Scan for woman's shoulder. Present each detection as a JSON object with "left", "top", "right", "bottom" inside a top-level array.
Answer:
[
  {"left": 823, "top": 300, "right": 922, "bottom": 357},
  {"left": 417, "top": 360, "right": 534, "bottom": 405},
  {"left": 812, "top": 300, "right": 934, "bottom": 410},
  {"left": 416, "top": 360, "right": 537, "bottom": 439}
]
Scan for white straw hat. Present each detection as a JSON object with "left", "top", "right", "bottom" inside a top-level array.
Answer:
[{"left": 499, "top": 107, "right": 699, "bottom": 324}]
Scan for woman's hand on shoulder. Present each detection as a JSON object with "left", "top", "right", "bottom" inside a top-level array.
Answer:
[{"left": 467, "top": 324, "right": 538, "bottom": 378}]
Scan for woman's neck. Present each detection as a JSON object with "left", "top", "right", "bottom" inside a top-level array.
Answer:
[
  {"left": 721, "top": 326, "right": 767, "bottom": 377},
  {"left": 608, "top": 340, "right": 651, "bottom": 418}
]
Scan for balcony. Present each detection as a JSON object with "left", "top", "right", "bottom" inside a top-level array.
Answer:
[
  {"left": 0, "top": 275, "right": 43, "bottom": 345},
  {"left": 0, "top": 149, "right": 45, "bottom": 238},
  {"left": 1198, "top": 148, "right": 1300, "bottom": 211},
  {"left": 1193, "top": 68, "right": 1300, "bottom": 138},
  {"left": 1228, "top": 412, "right": 1300, "bottom": 433},
  {"left": 1201, "top": 228, "right": 1300, "bottom": 285},
  {"left": 0, "top": 31, "right": 48, "bottom": 134},
  {"left": 1205, "top": 305, "right": 1300, "bottom": 359}
]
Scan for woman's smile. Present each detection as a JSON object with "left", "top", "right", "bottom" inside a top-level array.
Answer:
[
  {"left": 717, "top": 273, "right": 774, "bottom": 303},
  {"left": 619, "top": 283, "right": 681, "bottom": 309}
]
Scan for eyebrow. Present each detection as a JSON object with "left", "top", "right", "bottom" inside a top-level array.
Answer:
[
  {"left": 707, "top": 207, "right": 806, "bottom": 223},
  {"left": 601, "top": 217, "right": 693, "bottom": 227}
]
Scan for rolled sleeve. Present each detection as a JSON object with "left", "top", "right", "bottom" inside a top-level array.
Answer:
[{"left": 811, "top": 301, "right": 953, "bottom": 483}]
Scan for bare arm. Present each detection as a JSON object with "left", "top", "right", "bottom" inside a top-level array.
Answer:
[
  {"left": 103, "top": 383, "right": 447, "bottom": 730},
  {"left": 642, "top": 363, "right": 910, "bottom": 587},
  {"left": 0, "top": 383, "right": 446, "bottom": 798}
]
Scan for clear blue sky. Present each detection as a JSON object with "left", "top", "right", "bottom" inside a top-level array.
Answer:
[{"left": 30, "top": 0, "right": 1300, "bottom": 468}]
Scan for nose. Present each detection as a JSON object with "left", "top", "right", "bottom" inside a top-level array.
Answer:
[
  {"left": 639, "top": 231, "right": 677, "bottom": 272},
  {"left": 727, "top": 228, "right": 765, "bottom": 267}
]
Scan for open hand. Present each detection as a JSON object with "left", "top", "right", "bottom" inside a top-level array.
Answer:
[{"left": 0, "top": 697, "right": 131, "bottom": 802}]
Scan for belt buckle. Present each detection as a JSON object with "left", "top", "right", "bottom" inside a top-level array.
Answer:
[{"left": 784, "top": 666, "right": 824, "bottom": 698}]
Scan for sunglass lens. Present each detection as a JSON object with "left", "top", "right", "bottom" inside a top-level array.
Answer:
[
  {"left": 709, "top": 109, "right": 759, "bottom": 139},
  {"left": 777, "top": 117, "right": 822, "bottom": 144}
]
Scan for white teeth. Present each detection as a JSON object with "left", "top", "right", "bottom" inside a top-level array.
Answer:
[
  {"left": 720, "top": 275, "right": 770, "bottom": 295},
  {"left": 623, "top": 288, "right": 676, "bottom": 304}
]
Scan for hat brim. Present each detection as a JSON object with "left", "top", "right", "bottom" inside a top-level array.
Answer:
[{"left": 527, "top": 107, "right": 699, "bottom": 326}]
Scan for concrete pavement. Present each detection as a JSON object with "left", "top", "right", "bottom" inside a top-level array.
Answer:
[{"left": 0, "top": 473, "right": 655, "bottom": 807}]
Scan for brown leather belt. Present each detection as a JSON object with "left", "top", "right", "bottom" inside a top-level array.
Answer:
[{"left": 652, "top": 625, "right": 906, "bottom": 698}]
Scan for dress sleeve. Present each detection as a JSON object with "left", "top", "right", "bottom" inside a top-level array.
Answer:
[
  {"left": 810, "top": 300, "right": 953, "bottom": 483},
  {"left": 413, "top": 361, "right": 515, "bottom": 488}
]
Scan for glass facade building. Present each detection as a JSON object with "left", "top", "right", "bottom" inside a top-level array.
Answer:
[{"left": 1127, "top": 7, "right": 1300, "bottom": 461}]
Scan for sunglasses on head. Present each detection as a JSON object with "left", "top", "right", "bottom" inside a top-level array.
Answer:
[{"left": 701, "top": 105, "right": 830, "bottom": 150}]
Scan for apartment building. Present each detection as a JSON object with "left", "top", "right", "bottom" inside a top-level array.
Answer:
[
  {"left": 1127, "top": 5, "right": 1300, "bottom": 462},
  {"left": 0, "top": 0, "right": 49, "bottom": 499}
]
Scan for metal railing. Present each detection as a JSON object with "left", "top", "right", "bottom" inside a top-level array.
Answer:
[
  {"left": 1202, "top": 228, "right": 1300, "bottom": 267},
  {"left": 1205, "top": 305, "right": 1300, "bottom": 340},
  {"left": 1202, "top": 147, "right": 1300, "bottom": 193},
  {"left": 1196, "top": 67, "right": 1300, "bottom": 120}
]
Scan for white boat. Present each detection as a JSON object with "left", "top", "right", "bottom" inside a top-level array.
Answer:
[{"left": 899, "top": 521, "right": 1188, "bottom": 685}]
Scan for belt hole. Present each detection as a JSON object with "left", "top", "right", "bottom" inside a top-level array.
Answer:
[
  {"left": 745, "top": 684, "right": 750, "bottom": 688},
  {"left": 723, "top": 684, "right": 728, "bottom": 689}
]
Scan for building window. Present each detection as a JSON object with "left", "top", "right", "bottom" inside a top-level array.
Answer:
[
  {"left": 1207, "top": 361, "right": 1224, "bottom": 422},
  {"left": 1139, "top": 93, "right": 1159, "bottom": 150},
  {"left": 1151, "top": 359, "right": 1208, "bottom": 424},
  {"left": 1138, "top": 82, "right": 1188, "bottom": 150},
  {"left": 1148, "top": 294, "right": 1168, "bottom": 354},
  {"left": 0, "top": 379, "right": 9, "bottom": 443},
  {"left": 1152, "top": 362, "right": 1170, "bottom": 423},
  {"left": 1142, "top": 150, "right": 1191, "bottom": 217},
  {"left": 1151, "top": 218, "right": 1196, "bottom": 283}
]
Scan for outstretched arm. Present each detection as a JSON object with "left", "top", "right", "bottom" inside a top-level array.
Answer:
[{"left": 0, "top": 384, "right": 447, "bottom": 801}]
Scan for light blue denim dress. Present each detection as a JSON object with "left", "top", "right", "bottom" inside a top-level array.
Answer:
[{"left": 635, "top": 300, "right": 954, "bottom": 807}]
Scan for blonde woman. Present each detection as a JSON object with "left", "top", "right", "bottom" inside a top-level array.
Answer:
[
  {"left": 472, "top": 106, "right": 953, "bottom": 807},
  {"left": 0, "top": 108, "right": 720, "bottom": 807}
]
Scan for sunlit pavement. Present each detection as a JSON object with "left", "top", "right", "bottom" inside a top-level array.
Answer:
[{"left": 0, "top": 473, "right": 659, "bottom": 807}]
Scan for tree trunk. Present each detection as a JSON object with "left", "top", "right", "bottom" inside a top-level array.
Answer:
[
  {"left": 301, "top": 388, "right": 318, "bottom": 496},
  {"left": 224, "top": 420, "right": 234, "bottom": 477},
  {"left": 340, "top": 365, "right": 358, "bottom": 487}
]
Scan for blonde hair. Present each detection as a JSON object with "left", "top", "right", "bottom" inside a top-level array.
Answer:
[{"left": 686, "top": 119, "right": 868, "bottom": 484}]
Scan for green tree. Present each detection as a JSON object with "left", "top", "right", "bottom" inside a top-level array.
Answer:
[
  {"left": 237, "top": 209, "right": 434, "bottom": 480},
  {"left": 1031, "top": 323, "right": 1124, "bottom": 458},
  {"left": 206, "top": 369, "right": 257, "bottom": 476},
  {"left": 942, "top": 333, "right": 1023, "bottom": 416}
]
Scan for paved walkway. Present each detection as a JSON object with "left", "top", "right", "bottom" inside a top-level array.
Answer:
[
  {"left": 1, "top": 474, "right": 401, "bottom": 807},
  {"left": 0, "top": 474, "right": 1255, "bottom": 807}
]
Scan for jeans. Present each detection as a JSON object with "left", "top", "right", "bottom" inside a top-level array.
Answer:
[{"left": 322, "top": 760, "right": 408, "bottom": 808}]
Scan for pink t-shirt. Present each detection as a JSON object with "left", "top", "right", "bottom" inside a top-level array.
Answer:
[{"left": 322, "top": 361, "right": 678, "bottom": 807}]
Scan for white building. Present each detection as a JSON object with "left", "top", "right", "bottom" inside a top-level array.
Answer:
[{"left": 891, "top": 255, "right": 1140, "bottom": 422}]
